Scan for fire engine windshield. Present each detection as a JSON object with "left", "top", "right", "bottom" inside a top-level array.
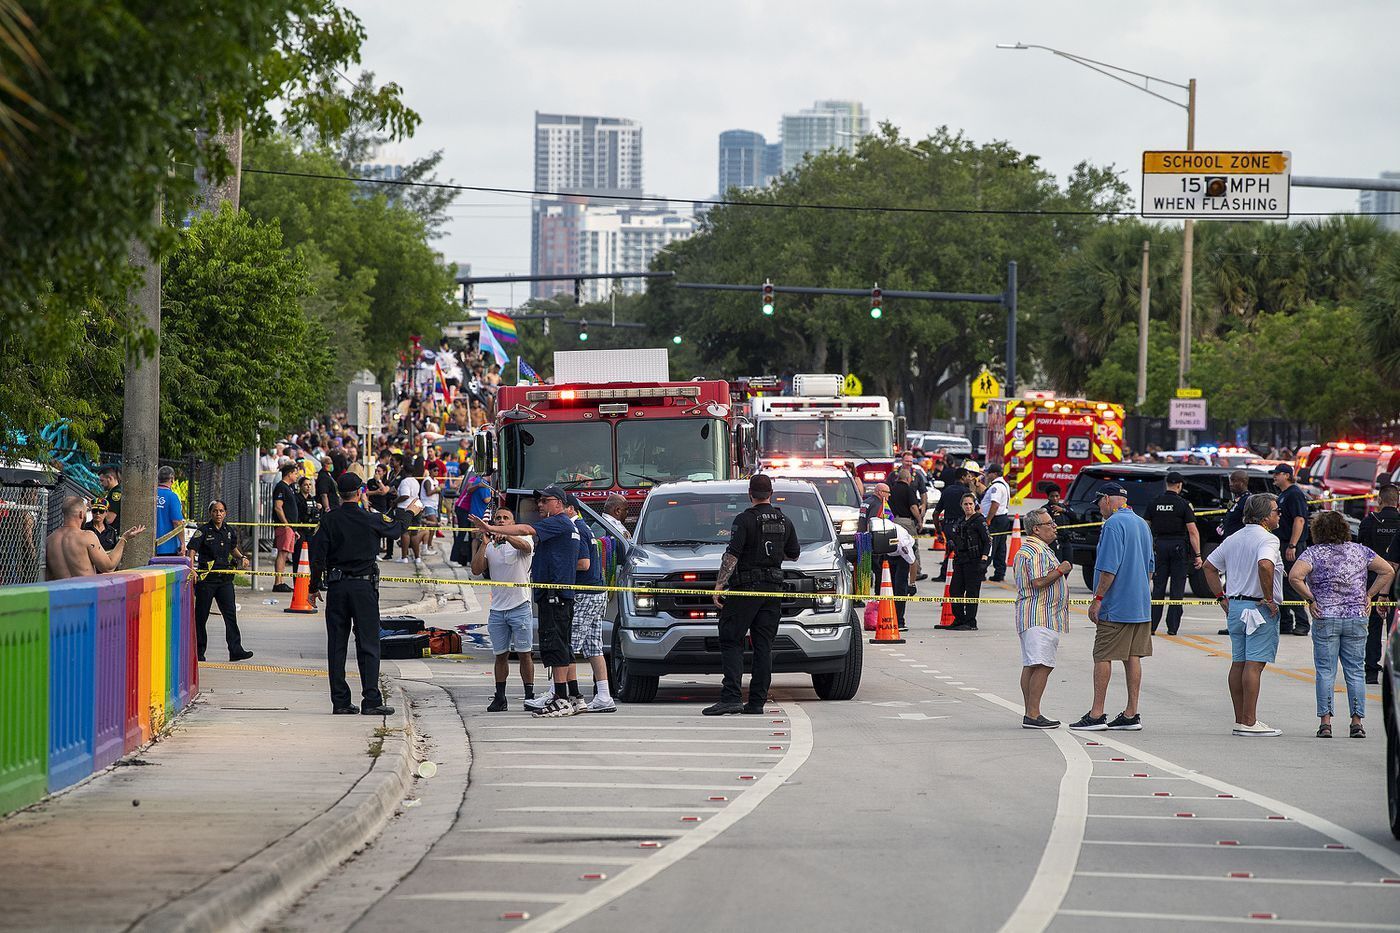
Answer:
[
  {"left": 503, "top": 423, "right": 614, "bottom": 490},
  {"left": 618, "top": 418, "right": 729, "bottom": 488},
  {"left": 758, "top": 418, "right": 892, "bottom": 459}
]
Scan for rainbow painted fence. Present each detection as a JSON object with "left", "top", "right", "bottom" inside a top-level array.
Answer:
[{"left": 0, "top": 561, "right": 195, "bottom": 814}]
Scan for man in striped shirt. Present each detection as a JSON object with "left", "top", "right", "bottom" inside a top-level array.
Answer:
[{"left": 1013, "top": 507, "right": 1073, "bottom": 729}]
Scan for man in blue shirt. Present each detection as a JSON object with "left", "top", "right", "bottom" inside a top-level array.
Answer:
[
  {"left": 1271, "top": 463, "right": 1311, "bottom": 636},
  {"left": 566, "top": 497, "right": 615, "bottom": 712},
  {"left": 154, "top": 466, "right": 186, "bottom": 556},
  {"left": 1071, "top": 482, "right": 1155, "bottom": 732},
  {"left": 472, "top": 484, "right": 580, "bottom": 718}
]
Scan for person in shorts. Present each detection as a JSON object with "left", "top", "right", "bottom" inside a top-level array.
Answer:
[
  {"left": 1071, "top": 483, "right": 1154, "bottom": 732},
  {"left": 471, "top": 506, "right": 535, "bottom": 712},
  {"left": 271, "top": 461, "right": 302, "bottom": 592},
  {"left": 566, "top": 497, "right": 614, "bottom": 712},
  {"left": 1012, "top": 508, "right": 1072, "bottom": 729}
]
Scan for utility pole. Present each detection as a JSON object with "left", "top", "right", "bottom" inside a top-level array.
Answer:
[
  {"left": 1137, "top": 240, "right": 1150, "bottom": 408},
  {"left": 119, "top": 200, "right": 161, "bottom": 568},
  {"left": 1005, "top": 261, "right": 1018, "bottom": 397},
  {"left": 1176, "top": 78, "right": 1197, "bottom": 448}
]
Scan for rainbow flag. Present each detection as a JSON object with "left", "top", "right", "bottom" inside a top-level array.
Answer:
[{"left": 486, "top": 310, "right": 518, "bottom": 344}]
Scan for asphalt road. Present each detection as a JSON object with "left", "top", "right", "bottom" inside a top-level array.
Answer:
[{"left": 278, "top": 563, "right": 1400, "bottom": 933}]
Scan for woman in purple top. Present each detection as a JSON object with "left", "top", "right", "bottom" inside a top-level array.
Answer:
[{"left": 1288, "top": 510, "right": 1394, "bottom": 738}]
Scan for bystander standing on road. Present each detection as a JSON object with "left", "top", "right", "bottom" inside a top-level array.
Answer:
[
  {"left": 1288, "top": 510, "right": 1394, "bottom": 739},
  {"left": 599, "top": 493, "right": 632, "bottom": 542},
  {"left": 315, "top": 455, "right": 341, "bottom": 512},
  {"left": 396, "top": 460, "right": 424, "bottom": 570},
  {"left": 470, "top": 507, "right": 536, "bottom": 711},
  {"left": 185, "top": 501, "right": 254, "bottom": 664},
  {"left": 942, "top": 492, "right": 991, "bottom": 632},
  {"left": 271, "top": 462, "right": 302, "bottom": 592},
  {"left": 1013, "top": 507, "right": 1072, "bottom": 729},
  {"left": 1203, "top": 493, "right": 1285, "bottom": 737},
  {"left": 45, "top": 497, "right": 146, "bottom": 580},
  {"left": 1357, "top": 483, "right": 1400, "bottom": 684},
  {"left": 1271, "top": 463, "right": 1311, "bottom": 636},
  {"left": 473, "top": 485, "right": 581, "bottom": 719},
  {"left": 980, "top": 464, "right": 1012, "bottom": 581},
  {"left": 566, "top": 497, "right": 615, "bottom": 712},
  {"left": 889, "top": 467, "right": 924, "bottom": 584},
  {"left": 83, "top": 497, "right": 119, "bottom": 552},
  {"left": 860, "top": 482, "right": 910, "bottom": 629},
  {"left": 154, "top": 465, "right": 185, "bottom": 556},
  {"left": 1071, "top": 483, "right": 1153, "bottom": 732},
  {"left": 1148, "top": 471, "right": 1202, "bottom": 636},
  {"left": 418, "top": 470, "right": 441, "bottom": 557},
  {"left": 97, "top": 465, "right": 123, "bottom": 532}
]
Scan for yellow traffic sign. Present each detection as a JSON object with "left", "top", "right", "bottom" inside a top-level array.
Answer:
[
  {"left": 842, "top": 373, "right": 864, "bottom": 396},
  {"left": 971, "top": 368, "right": 1001, "bottom": 413},
  {"left": 1175, "top": 387, "right": 1203, "bottom": 399},
  {"left": 1142, "top": 151, "right": 1289, "bottom": 175}
]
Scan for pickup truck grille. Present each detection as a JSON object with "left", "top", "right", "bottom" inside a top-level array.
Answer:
[{"left": 642, "top": 570, "right": 821, "bottom": 616}]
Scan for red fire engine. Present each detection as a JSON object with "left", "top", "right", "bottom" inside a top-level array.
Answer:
[{"left": 985, "top": 397, "right": 1125, "bottom": 502}]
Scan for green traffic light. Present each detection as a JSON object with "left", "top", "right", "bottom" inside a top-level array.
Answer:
[
  {"left": 762, "top": 303, "right": 774, "bottom": 316},
  {"left": 672, "top": 334, "right": 683, "bottom": 345},
  {"left": 870, "top": 307, "right": 882, "bottom": 319},
  {"left": 579, "top": 330, "right": 589, "bottom": 342}
]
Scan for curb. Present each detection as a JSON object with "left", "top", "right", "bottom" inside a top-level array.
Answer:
[{"left": 130, "top": 689, "right": 415, "bottom": 933}]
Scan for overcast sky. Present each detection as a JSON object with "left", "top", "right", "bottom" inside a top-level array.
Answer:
[{"left": 342, "top": 0, "right": 1400, "bottom": 308}]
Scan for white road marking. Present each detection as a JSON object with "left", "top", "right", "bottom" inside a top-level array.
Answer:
[
  {"left": 479, "top": 724, "right": 781, "bottom": 731},
  {"left": 435, "top": 854, "right": 642, "bottom": 866},
  {"left": 946, "top": 681, "right": 966, "bottom": 685},
  {"left": 1089, "top": 793, "right": 1244, "bottom": 800},
  {"left": 513, "top": 703, "right": 814, "bottom": 933},
  {"left": 935, "top": 675, "right": 954, "bottom": 680},
  {"left": 478, "top": 737, "right": 782, "bottom": 746},
  {"left": 958, "top": 687, "right": 981, "bottom": 692},
  {"left": 1075, "top": 870, "right": 1400, "bottom": 888},
  {"left": 496, "top": 807, "right": 716, "bottom": 814},
  {"left": 479, "top": 765, "right": 770, "bottom": 774},
  {"left": 465, "top": 826, "right": 684, "bottom": 837},
  {"left": 885, "top": 713, "right": 948, "bottom": 721},
  {"left": 492, "top": 751, "right": 782, "bottom": 760},
  {"left": 1088, "top": 814, "right": 1295, "bottom": 823},
  {"left": 1083, "top": 840, "right": 1357, "bottom": 853},
  {"left": 400, "top": 891, "right": 574, "bottom": 903},
  {"left": 976, "top": 692, "right": 1092, "bottom": 933},
  {"left": 484, "top": 782, "right": 736, "bottom": 791},
  {"left": 1091, "top": 774, "right": 1191, "bottom": 781},
  {"left": 1058, "top": 909, "right": 1400, "bottom": 930}
]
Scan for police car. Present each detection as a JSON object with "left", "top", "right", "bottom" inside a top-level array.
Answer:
[{"left": 606, "top": 479, "right": 861, "bottom": 703}]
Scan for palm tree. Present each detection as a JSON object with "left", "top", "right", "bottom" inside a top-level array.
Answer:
[{"left": 0, "top": 0, "right": 48, "bottom": 177}]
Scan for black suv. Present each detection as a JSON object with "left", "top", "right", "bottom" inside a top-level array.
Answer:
[{"left": 1057, "top": 463, "right": 1274, "bottom": 598}]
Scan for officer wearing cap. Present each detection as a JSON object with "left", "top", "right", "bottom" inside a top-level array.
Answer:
[
  {"left": 706, "top": 474, "right": 800, "bottom": 716},
  {"left": 1270, "top": 462, "right": 1310, "bottom": 636},
  {"left": 310, "top": 472, "right": 422, "bottom": 716},
  {"left": 83, "top": 497, "right": 119, "bottom": 552},
  {"left": 1148, "top": 471, "right": 1201, "bottom": 636},
  {"left": 185, "top": 500, "right": 253, "bottom": 663}
]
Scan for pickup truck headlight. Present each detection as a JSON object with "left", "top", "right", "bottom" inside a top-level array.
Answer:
[
  {"left": 813, "top": 575, "right": 839, "bottom": 613},
  {"left": 839, "top": 518, "right": 859, "bottom": 535},
  {"left": 634, "top": 592, "right": 656, "bottom": 614}
]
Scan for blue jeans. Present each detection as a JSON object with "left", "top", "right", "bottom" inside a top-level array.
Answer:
[{"left": 1311, "top": 616, "right": 1366, "bottom": 719}]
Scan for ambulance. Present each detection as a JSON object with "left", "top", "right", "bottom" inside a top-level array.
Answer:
[{"left": 985, "top": 397, "right": 1125, "bottom": 503}]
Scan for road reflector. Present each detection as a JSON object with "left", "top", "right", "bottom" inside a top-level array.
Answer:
[
  {"left": 1228, "top": 872, "right": 1253, "bottom": 879},
  {"left": 1175, "top": 812, "right": 1195, "bottom": 818},
  {"left": 1218, "top": 840, "right": 1240, "bottom": 846},
  {"left": 1132, "top": 773, "right": 1148, "bottom": 778},
  {"left": 638, "top": 841, "right": 662, "bottom": 848},
  {"left": 739, "top": 775, "right": 755, "bottom": 780},
  {"left": 1153, "top": 792, "right": 1172, "bottom": 797},
  {"left": 1110, "top": 757, "right": 1125, "bottom": 762},
  {"left": 708, "top": 796, "right": 727, "bottom": 801},
  {"left": 1324, "top": 843, "right": 1348, "bottom": 850},
  {"left": 680, "top": 816, "right": 701, "bottom": 822},
  {"left": 1249, "top": 914, "right": 1277, "bottom": 921},
  {"left": 1266, "top": 815, "right": 1288, "bottom": 821},
  {"left": 500, "top": 912, "right": 531, "bottom": 921},
  {"left": 581, "top": 873, "right": 607, "bottom": 880},
  {"left": 1217, "top": 794, "right": 1235, "bottom": 798}
]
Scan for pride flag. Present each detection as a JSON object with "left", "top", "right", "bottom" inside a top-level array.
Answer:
[
  {"left": 434, "top": 361, "right": 453, "bottom": 406},
  {"left": 518, "top": 358, "right": 541, "bottom": 384},
  {"left": 486, "top": 310, "right": 518, "bottom": 344}
]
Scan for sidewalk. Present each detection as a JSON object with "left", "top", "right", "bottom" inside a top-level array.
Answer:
[{"left": 0, "top": 557, "right": 451, "bottom": 932}]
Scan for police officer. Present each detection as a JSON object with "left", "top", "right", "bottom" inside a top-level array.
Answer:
[
  {"left": 706, "top": 474, "right": 800, "bottom": 716},
  {"left": 1148, "top": 471, "right": 1202, "bottom": 636},
  {"left": 185, "top": 500, "right": 254, "bottom": 663},
  {"left": 309, "top": 473, "right": 422, "bottom": 716},
  {"left": 1218, "top": 470, "right": 1251, "bottom": 540},
  {"left": 1359, "top": 483, "right": 1400, "bottom": 684}
]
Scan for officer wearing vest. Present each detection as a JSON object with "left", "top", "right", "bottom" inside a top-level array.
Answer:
[
  {"left": 706, "top": 474, "right": 800, "bottom": 716},
  {"left": 1148, "top": 471, "right": 1202, "bottom": 636},
  {"left": 185, "top": 500, "right": 254, "bottom": 663},
  {"left": 1359, "top": 483, "right": 1400, "bottom": 683},
  {"left": 310, "top": 473, "right": 422, "bottom": 716}
]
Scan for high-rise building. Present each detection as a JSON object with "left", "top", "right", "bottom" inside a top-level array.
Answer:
[
  {"left": 532, "top": 113, "right": 644, "bottom": 297},
  {"left": 717, "top": 129, "right": 768, "bottom": 194},
  {"left": 531, "top": 197, "right": 697, "bottom": 303},
  {"left": 763, "top": 142, "right": 784, "bottom": 185},
  {"left": 1359, "top": 172, "right": 1400, "bottom": 233},
  {"left": 779, "top": 99, "right": 870, "bottom": 173}
]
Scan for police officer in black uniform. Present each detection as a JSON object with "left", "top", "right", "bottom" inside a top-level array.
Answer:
[
  {"left": 1149, "top": 471, "right": 1202, "bottom": 636},
  {"left": 705, "top": 474, "right": 800, "bottom": 716},
  {"left": 1218, "top": 470, "right": 1251, "bottom": 540},
  {"left": 185, "top": 500, "right": 254, "bottom": 663},
  {"left": 1359, "top": 483, "right": 1400, "bottom": 683},
  {"left": 310, "top": 473, "right": 422, "bottom": 716}
]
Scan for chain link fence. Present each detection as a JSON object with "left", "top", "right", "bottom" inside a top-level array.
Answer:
[{"left": 0, "top": 482, "right": 49, "bottom": 585}]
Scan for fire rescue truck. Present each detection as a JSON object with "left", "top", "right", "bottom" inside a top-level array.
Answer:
[
  {"left": 473, "top": 349, "right": 738, "bottom": 522},
  {"left": 986, "top": 397, "right": 1125, "bottom": 503},
  {"left": 1299, "top": 441, "right": 1388, "bottom": 520},
  {"left": 745, "top": 373, "right": 904, "bottom": 487}
]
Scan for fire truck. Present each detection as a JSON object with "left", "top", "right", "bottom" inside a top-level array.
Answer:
[
  {"left": 1299, "top": 441, "right": 1388, "bottom": 520},
  {"left": 986, "top": 397, "right": 1125, "bottom": 503},
  {"left": 473, "top": 349, "right": 738, "bottom": 522},
  {"left": 745, "top": 373, "right": 904, "bottom": 487}
]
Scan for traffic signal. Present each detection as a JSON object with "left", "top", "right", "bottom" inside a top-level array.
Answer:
[
  {"left": 672, "top": 334, "right": 683, "bottom": 345},
  {"left": 578, "top": 319, "right": 589, "bottom": 342},
  {"left": 762, "top": 281, "right": 775, "bottom": 316},
  {"left": 870, "top": 285, "right": 883, "bottom": 320}
]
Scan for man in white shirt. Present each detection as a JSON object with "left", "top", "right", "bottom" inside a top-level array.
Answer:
[
  {"left": 1203, "top": 493, "right": 1284, "bottom": 737},
  {"left": 980, "top": 464, "right": 1013, "bottom": 581},
  {"left": 598, "top": 494, "right": 632, "bottom": 543},
  {"left": 471, "top": 506, "right": 536, "bottom": 711},
  {"left": 396, "top": 465, "right": 423, "bottom": 566}
]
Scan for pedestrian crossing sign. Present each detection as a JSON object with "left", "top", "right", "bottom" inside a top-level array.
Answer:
[
  {"left": 842, "top": 374, "right": 864, "bottom": 396},
  {"left": 971, "top": 368, "right": 1001, "bottom": 413}
]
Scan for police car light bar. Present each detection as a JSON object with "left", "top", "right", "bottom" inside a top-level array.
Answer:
[{"left": 524, "top": 386, "right": 702, "bottom": 403}]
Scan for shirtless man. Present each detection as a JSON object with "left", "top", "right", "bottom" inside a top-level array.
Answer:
[{"left": 45, "top": 497, "right": 146, "bottom": 580}]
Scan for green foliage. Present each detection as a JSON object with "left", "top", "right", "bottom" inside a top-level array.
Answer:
[
  {"left": 644, "top": 125, "right": 1130, "bottom": 426},
  {"left": 1081, "top": 320, "right": 1181, "bottom": 417}
]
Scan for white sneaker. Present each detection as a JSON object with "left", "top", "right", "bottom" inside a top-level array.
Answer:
[
  {"left": 534, "top": 696, "right": 579, "bottom": 718},
  {"left": 398, "top": 557, "right": 410, "bottom": 564},
  {"left": 414, "top": 558, "right": 426, "bottom": 573},
  {"left": 585, "top": 696, "right": 617, "bottom": 713},
  {"left": 1233, "top": 721, "right": 1282, "bottom": 737},
  {"left": 523, "top": 694, "right": 553, "bottom": 712},
  {"left": 572, "top": 696, "right": 589, "bottom": 712}
]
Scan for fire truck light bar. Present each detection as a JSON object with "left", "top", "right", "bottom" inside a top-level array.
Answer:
[
  {"left": 524, "top": 386, "right": 702, "bottom": 403},
  {"left": 768, "top": 400, "right": 880, "bottom": 409}
]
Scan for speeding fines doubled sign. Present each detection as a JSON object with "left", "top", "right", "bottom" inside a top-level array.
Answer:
[{"left": 1141, "top": 151, "right": 1291, "bottom": 220}]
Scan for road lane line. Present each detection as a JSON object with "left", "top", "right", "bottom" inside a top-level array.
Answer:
[
  {"left": 958, "top": 687, "right": 981, "bottom": 692},
  {"left": 478, "top": 765, "right": 770, "bottom": 774},
  {"left": 513, "top": 703, "right": 814, "bottom": 933},
  {"left": 1089, "top": 794, "right": 1244, "bottom": 800},
  {"left": 1082, "top": 733, "right": 1400, "bottom": 878},
  {"left": 1088, "top": 814, "right": 1303, "bottom": 823},
  {"left": 477, "top": 725, "right": 782, "bottom": 731},
  {"left": 464, "top": 826, "right": 685, "bottom": 837},
  {"left": 435, "top": 854, "right": 642, "bottom": 866},
  {"left": 496, "top": 807, "right": 717, "bottom": 814},
  {"left": 399, "top": 891, "right": 573, "bottom": 903},
  {"left": 1058, "top": 908, "right": 1400, "bottom": 929},
  {"left": 477, "top": 737, "right": 783, "bottom": 745},
  {"left": 483, "top": 782, "right": 736, "bottom": 791},
  {"left": 974, "top": 692, "right": 1091, "bottom": 933},
  {"left": 1075, "top": 870, "right": 1400, "bottom": 888},
  {"left": 492, "top": 751, "right": 782, "bottom": 759},
  {"left": 1083, "top": 840, "right": 1360, "bottom": 853}
]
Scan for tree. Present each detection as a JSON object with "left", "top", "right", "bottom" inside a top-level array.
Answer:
[{"left": 1080, "top": 320, "right": 1180, "bottom": 417}]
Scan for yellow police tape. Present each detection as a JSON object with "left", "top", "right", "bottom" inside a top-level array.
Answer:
[{"left": 201, "top": 567, "right": 1398, "bottom": 610}]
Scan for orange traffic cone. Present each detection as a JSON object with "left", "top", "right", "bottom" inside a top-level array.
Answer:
[
  {"left": 938, "top": 553, "right": 956, "bottom": 628},
  {"left": 868, "top": 560, "right": 905, "bottom": 644},
  {"left": 1006, "top": 514, "right": 1023, "bottom": 565},
  {"left": 284, "top": 540, "right": 316, "bottom": 614}
]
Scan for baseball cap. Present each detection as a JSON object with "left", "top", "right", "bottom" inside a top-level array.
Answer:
[
  {"left": 336, "top": 473, "right": 364, "bottom": 496},
  {"left": 565, "top": 494, "right": 581, "bottom": 510},
  {"left": 1165, "top": 471, "right": 1185, "bottom": 484},
  {"left": 535, "top": 484, "right": 568, "bottom": 502},
  {"left": 1096, "top": 482, "right": 1129, "bottom": 498},
  {"left": 1269, "top": 463, "right": 1295, "bottom": 476},
  {"left": 960, "top": 460, "right": 983, "bottom": 475}
]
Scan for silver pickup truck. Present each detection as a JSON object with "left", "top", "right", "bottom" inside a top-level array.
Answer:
[{"left": 605, "top": 478, "right": 862, "bottom": 703}]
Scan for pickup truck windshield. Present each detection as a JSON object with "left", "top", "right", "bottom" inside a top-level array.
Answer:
[{"left": 638, "top": 490, "right": 832, "bottom": 547}]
